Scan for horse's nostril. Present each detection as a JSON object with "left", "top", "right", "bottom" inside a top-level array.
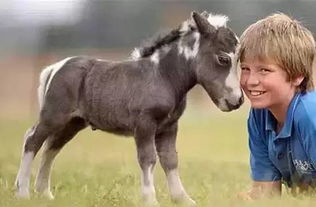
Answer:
[{"left": 225, "top": 98, "right": 243, "bottom": 110}]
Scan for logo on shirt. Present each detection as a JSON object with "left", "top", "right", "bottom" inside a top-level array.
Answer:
[{"left": 293, "top": 159, "right": 313, "bottom": 171}]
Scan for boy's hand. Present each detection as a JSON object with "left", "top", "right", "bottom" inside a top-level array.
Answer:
[
  {"left": 237, "top": 191, "right": 254, "bottom": 200},
  {"left": 237, "top": 181, "right": 281, "bottom": 200}
]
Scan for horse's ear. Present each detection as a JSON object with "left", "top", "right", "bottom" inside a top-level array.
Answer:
[
  {"left": 191, "top": 11, "right": 216, "bottom": 35},
  {"left": 200, "top": 11, "right": 209, "bottom": 18}
]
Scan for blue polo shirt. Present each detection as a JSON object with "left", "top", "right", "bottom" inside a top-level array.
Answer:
[{"left": 248, "top": 91, "right": 316, "bottom": 187}]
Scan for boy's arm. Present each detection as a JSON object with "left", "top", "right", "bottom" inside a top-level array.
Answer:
[
  {"left": 238, "top": 181, "right": 281, "bottom": 200},
  {"left": 240, "top": 109, "right": 282, "bottom": 200},
  {"left": 248, "top": 110, "right": 281, "bottom": 181}
]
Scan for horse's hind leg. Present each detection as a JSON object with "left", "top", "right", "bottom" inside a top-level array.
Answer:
[
  {"left": 155, "top": 123, "right": 196, "bottom": 206},
  {"left": 15, "top": 108, "right": 74, "bottom": 199},
  {"left": 15, "top": 126, "right": 38, "bottom": 198},
  {"left": 15, "top": 120, "right": 56, "bottom": 198},
  {"left": 35, "top": 117, "right": 87, "bottom": 199}
]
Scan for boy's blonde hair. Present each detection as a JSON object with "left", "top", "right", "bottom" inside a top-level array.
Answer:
[{"left": 239, "top": 13, "right": 316, "bottom": 92}]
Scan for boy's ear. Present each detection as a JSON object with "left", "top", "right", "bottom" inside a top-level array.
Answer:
[{"left": 293, "top": 75, "right": 305, "bottom": 86}]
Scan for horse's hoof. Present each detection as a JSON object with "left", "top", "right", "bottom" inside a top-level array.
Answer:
[
  {"left": 143, "top": 196, "right": 159, "bottom": 206},
  {"left": 35, "top": 189, "right": 55, "bottom": 200},
  {"left": 184, "top": 197, "right": 197, "bottom": 206},
  {"left": 144, "top": 200, "right": 159, "bottom": 207},
  {"left": 15, "top": 190, "right": 30, "bottom": 199},
  {"left": 172, "top": 195, "right": 197, "bottom": 206},
  {"left": 43, "top": 191, "right": 55, "bottom": 200}
]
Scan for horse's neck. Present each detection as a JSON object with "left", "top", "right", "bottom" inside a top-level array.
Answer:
[{"left": 157, "top": 47, "right": 197, "bottom": 99}]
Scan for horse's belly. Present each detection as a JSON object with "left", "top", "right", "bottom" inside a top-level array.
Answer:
[
  {"left": 85, "top": 105, "right": 134, "bottom": 136},
  {"left": 96, "top": 124, "right": 134, "bottom": 136}
]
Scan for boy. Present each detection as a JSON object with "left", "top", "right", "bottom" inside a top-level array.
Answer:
[{"left": 238, "top": 13, "right": 316, "bottom": 199}]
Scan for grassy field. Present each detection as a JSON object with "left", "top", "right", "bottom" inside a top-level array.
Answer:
[{"left": 1, "top": 104, "right": 316, "bottom": 207}]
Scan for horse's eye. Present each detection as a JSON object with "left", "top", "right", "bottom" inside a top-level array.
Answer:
[{"left": 217, "top": 55, "right": 231, "bottom": 66}]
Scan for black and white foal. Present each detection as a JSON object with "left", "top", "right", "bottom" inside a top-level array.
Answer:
[{"left": 15, "top": 11, "right": 243, "bottom": 205}]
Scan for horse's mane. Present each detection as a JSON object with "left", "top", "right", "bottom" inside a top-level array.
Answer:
[
  {"left": 132, "top": 27, "right": 183, "bottom": 59},
  {"left": 131, "top": 12, "right": 229, "bottom": 60}
]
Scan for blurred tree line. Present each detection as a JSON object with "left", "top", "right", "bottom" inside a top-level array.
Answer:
[
  {"left": 1, "top": 0, "right": 316, "bottom": 56},
  {"left": 0, "top": 0, "right": 315, "bottom": 116}
]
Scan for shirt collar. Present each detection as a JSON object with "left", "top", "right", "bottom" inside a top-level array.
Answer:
[{"left": 265, "top": 92, "right": 301, "bottom": 139}]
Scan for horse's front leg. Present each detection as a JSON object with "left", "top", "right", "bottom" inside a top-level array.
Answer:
[
  {"left": 155, "top": 123, "right": 196, "bottom": 206},
  {"left": 134, "top": 117, "right": 158, "bottom": 205}
]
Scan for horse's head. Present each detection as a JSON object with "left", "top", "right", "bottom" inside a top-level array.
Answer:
[{"left": 180, "top": 11, "right": 243, "bottom": 111}]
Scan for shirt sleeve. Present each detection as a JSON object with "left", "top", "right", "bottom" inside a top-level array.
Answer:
[{"left": 248, "top": 109, "right": 281, "bottom": 181}]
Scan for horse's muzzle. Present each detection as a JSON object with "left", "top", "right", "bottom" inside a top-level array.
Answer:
[{"left": 225, "top": 95, "right": 244, "bottom": 111}]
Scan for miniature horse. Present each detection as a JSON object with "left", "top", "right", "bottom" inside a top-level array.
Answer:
[{"left": 15, "top": 11, "right": 243, "bottom": 205}]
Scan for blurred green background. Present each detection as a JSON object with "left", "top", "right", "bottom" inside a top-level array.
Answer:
[{"left": 1, "top": 0, "right": 316, "bottom": 206}]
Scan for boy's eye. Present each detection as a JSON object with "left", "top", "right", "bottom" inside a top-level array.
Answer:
[
  {"left": 241, "top": 67, "right": 250, "bottom": 71},
  {"left": 259, "top": 68, "right": 271, "bottom": 73}
]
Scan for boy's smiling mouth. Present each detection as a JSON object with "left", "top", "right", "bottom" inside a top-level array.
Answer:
[{"left": 249, "top": 90, "right": 266, "bottom": 96}]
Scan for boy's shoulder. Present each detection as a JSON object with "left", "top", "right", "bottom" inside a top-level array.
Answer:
[
  {"left": 295, "top": 90, "right": 316, "bottom": 122},
  {"left": 298, "top": 90, "right": 316, "bottom": 108}
]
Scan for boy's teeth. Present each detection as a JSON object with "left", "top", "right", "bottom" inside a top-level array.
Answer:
[{"left": 250, "top": 91, "right": 264, "bottom": 96}]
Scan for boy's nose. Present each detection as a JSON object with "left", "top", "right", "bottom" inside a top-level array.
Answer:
[{"left": 246, "top": 72, "right": 260, "bottom": 85}]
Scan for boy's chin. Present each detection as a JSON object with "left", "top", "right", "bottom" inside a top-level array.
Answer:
[{"left": 250, "top": 103, "right": 267, "bottom": 109}]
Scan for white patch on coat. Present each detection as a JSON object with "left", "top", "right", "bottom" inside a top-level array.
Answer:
[
  {"left": 15, "top": 126, "right": 37, "bottom": 198},
  {"left": 167, "top": 169, "right": 186, "bottom": 197},
  {"left": 38, "top": 57, "right": 73, "bottom": 109},
  {"left": 181, "top": 13, "right": 228, "bottom": 33},
  {"left": 35, "top": 147, "right": 59, "bottom": 200},
  {"left": 131, "top": 48, "right": 141, "bottom": 60},
  {"left": 179, "top": 21, "right": 190, "bottom": 33},
  {"left": 141, "top": 164, "right": 157, "bottom": 204},
  {"left": 178, "top": 32, "right": 200, "bottom": 60},
  {"left": 15, "top": 151, "right": 34, "bottom": 198},
  {"left": 150, "top": 51, "right": 160, "bottom": 65},
  {"left": 207, "top": 14, "right": 228, "bottom": 29},
  {"left": 161, "top": 46, "right": 171, "bottom": 54},
  {"left": 167, "top": 169, "right": 196, "bottom": 204}
]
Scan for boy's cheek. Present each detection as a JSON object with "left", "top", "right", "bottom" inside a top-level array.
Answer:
[{"left": 239, "top": 80, "right": 247, "bottom": 91}]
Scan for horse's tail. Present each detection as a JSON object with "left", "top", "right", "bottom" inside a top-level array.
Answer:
[{"left": 37, "top": 57, "right": 73, "bottom": 110}]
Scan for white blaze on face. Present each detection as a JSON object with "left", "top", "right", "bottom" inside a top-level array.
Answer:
[
  {"left": 217, "top": 51, "right": 242, "bottom": 111},
  {"left": 224, "top": 52, "right": 242, "bottom": 100}
]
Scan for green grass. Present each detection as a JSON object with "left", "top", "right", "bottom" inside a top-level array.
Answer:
[{"left": 1, "top": 105, "right": 316, "bottom": 206}]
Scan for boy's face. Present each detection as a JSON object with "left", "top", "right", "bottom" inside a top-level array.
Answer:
[{"left": 240, "top": 57, "right": 302, "bottom": 111}]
